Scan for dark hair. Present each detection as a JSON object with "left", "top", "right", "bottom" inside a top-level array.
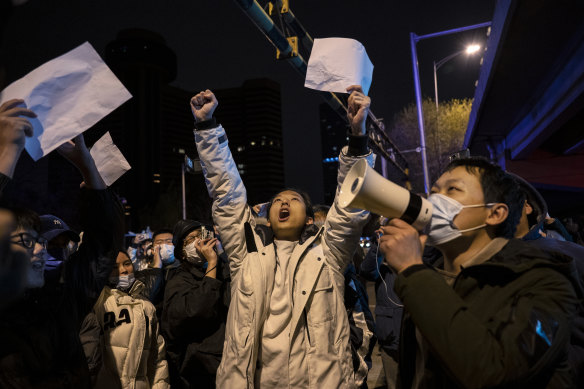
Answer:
[
  {"left": 312, "top": 204, "right": 331, "bottom": 216},
  {"left": 444, "top": 157, "right": 525, "bottom": 239},
  {"left": 10, "top": 207, "right": 41, "bottom": 234},
  {"left": 266, "top": 188, "right": 315, "bottom": 220},
  {"left": 118, "top": 250, "right": 130, "bottom": 260},
  {"left": 152, "top": 228, "right": 173, "bottom": 242}
]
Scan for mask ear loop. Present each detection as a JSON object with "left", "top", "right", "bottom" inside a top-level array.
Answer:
[{"left": 375, "top": 231, "right": 404, "bottom": 308}]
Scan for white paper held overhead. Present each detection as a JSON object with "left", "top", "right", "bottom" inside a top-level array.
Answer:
[
  {"left": 0, "top": 42, "right": 132, "bottom": 161},
  {"left": 304, "top": 38, "right": 374, "bottom": 95},
  {"left": 89, "top": 132, "right": 131, "bottom": 186}
]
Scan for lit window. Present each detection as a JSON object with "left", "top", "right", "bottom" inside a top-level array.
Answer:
[{"left": 250, "top": 141, "right": 256, "bottom": 146}]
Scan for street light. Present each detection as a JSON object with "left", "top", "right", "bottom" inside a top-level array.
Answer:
[
  {"left": 410, "top": 22, "right": 491, "bottom": 194},
  {"left": 433, "top": 44, "right": 482, "bottom": 110}
]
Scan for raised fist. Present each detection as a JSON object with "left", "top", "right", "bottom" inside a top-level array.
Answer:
[{"left": 190, "top": 90, "right": 218, "bottom": 123}]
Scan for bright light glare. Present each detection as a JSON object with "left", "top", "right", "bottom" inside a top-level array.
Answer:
[{"left": 466, "top": 44, "right": 481, "bottom": 54}]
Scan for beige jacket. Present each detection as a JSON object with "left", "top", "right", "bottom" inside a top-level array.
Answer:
[
  {"left": 92, "top": 281, "right": 169, "bottom": 389},
  {"left": 194, "top": 125, "right": 374, "bottom": 388}
]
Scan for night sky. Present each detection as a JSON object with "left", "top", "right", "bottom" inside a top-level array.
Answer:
[{"left": 1, "top": 0, "right": 495, "bottom": 203}]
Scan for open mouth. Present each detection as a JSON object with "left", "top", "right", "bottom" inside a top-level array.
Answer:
[{"left": 278, "top": 208, "right": 290, "bottom": 222}]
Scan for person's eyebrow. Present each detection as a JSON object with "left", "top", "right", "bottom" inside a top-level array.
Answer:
[{"left": 435, "top": 178, "right": 465, "bottom": 188}]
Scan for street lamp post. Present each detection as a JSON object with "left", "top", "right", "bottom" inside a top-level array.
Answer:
[
  {"left": 433, "top": 44, "right": 481, "bottom": 110},
  {"left": 410, "top": 22, "right": 491, "bottom": 194}
]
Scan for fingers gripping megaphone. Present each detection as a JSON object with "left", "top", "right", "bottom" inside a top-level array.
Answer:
[{"left": 339, "top": 159, "right": 432, "bottom": 231}]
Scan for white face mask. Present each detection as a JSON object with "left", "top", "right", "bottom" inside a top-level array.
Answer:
[
  {"left": 426, "top": 193, "right": 495, "bottom": 246},
  {"left": 159, "top": 243, "right": 175, "bottom": 264},
  {"left": 109, "top": 273, "right": 135, "bottom": 290},
  {"left": 183, "top": 241, "right": 204, "bottom": 265}
]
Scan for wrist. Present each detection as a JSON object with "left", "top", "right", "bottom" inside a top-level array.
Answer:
[
  {"left": 350, "top": 123, "right": 366, "bottom": 136},
  {"left": 397, "top": 260, "right": 425, "bottom": 274},
  {"left": 194, "top": 117, "right": 217, "bottom": 130},
  {"left": 206, "top": 256, "right": 218, "bottom": 265},
  {"left": 0, "top": 145, "right": 24, "bottom": 178}
]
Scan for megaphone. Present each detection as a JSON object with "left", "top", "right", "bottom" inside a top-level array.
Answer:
[{"left": 339, "top": 159, "right": 432, "bottom": 231}]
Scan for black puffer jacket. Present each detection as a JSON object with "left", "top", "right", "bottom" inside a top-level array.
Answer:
[
  {"left": 161, "top": 256, "right": 230, "bottom": 389},
  {"left": 0, "top": 188, "right": 118, "bottom": 388}
]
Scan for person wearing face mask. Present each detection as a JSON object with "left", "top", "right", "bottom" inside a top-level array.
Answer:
[
  {"left": 0, "top": 133, "right": 120, "bottom": 388},
  {"left": 82, "top": 251, "right": 169, "bottom": 388},
  {"left": 39, "top": 214, "right": 80, "bottom": 286},
  {"left": 137, "top": 229, "right": 179, "bottom": 319},
  {"left": 161, "top": 219, "right": 230, "bottom": 389},
  {"left": 377, "top": 157, "right": 580, "bottom": 388}
]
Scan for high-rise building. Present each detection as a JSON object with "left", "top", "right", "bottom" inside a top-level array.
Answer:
[
  {"left": 213, "top": 78, "right": 285, "bottom": 205},
  {"left": 319, "top": 103, "right": 348, "bottom": 205},
  {"left": 5, "top": 30, "right": 285, "bottom": 231}
]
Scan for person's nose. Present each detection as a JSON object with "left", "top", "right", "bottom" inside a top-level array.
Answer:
[
  {"left": 119, "top": 264, "right": 128, "bottom": 275},
  {"left": 32, "top": 242, "right": 46, "bottom": 263}
]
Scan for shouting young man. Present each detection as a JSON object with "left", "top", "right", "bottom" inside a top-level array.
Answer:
[
  {"left": 190, "top": 86, "right": 374, "bottom": 388},
  {"left": 379, "top": 157, "right": 579, "bottom": 388}
]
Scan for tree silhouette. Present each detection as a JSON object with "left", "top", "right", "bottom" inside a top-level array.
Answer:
[{"left": 387, "top": 98, "right": 473, "bottom": 193}]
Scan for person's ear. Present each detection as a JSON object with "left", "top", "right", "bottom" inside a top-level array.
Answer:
[
  {"left": 305, "top": 217, "right": 314, "bottom": 225},
  {"left": 486, "top": 203, "right": 509, "bottom": 227}
]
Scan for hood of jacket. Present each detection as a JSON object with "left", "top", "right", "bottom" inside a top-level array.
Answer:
[{"left": 462, "top": 239, "right": 583, "bottom": 299}]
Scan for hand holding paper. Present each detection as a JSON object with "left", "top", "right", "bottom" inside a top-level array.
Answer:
[
  {"left": 57, "top": 133, "right": 106, "bottom": 190},
  {"left": 346, "top": 85, "right": 371, "bottom": 135},
  {"left": 305, "top": 38, "right": 374, "bottom": 95},
  {"left": 0, "top": 42, "right": 132, "bottom": 161},
  {"left": 0, "top": 99, "right": 36, "bottom": 178}
]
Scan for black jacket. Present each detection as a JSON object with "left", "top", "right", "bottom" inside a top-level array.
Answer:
[
  {"left": 361, "top": 242, "right": 402, "bottom": 355},
  {"left": 0, "top": 188, "right": 117, "bottom": 388},
  {"left": 526, "top": 237, "right": 584, "bottom": 388},
  {"left": 396, "top": 239, "right": 579, "bottom": 389},
  {"left": 161, "top": 256, "right": 230, "bottom": 388}
]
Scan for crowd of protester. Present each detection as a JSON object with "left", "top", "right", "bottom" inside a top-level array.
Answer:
[{"left": 1, "top": 86, "right": 584, "bottom": 389}]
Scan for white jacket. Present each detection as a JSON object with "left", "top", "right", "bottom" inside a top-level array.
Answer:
[
  {"left": 92, "top": 281, "right": 169, "bottom": 389},
  {"left": 194, "top": 124, "right": 374, "bottom": 388}
]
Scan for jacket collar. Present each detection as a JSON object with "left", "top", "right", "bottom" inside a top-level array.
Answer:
[{"left": 255, "top": 223, "right": 320, "bottom": 246}]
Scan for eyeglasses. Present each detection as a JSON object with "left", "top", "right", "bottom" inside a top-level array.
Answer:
[
  {"left": 183, "top": 234, "right": 202, "bottom": 246},
  {"left": 10, "top": 232, "right": 48, "bottom": 250}
]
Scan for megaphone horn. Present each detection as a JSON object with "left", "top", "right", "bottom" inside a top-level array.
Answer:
[{"left": 339, "top": 159, "right": 432, "bottom": 231}]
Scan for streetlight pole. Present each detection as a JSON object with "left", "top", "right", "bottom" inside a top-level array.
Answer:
[
  {"left": 410, "top": 22, "right": 491, "bottom": 194},
  {"left": 434, "top": 45, "right": 481, "bottom": 110}
]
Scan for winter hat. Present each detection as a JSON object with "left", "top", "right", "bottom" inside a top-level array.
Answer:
[{"left": 172, "top": 219, "right": 203, "bottom": 260}]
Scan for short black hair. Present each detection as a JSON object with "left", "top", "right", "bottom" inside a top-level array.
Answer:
[
  {"left": 266, "top": 188, "right": 315, "bottom": 220},
  {"left": 312, "top": 204, "right": 331, "bottom": 216},
  {"left": 444, "top": 157, "right": 525, "bottom": 239},
  {"left": 10, "top": 207, "right": 41, "bottom": 234},
  {"left": 152, "top": 228, "right": 173, "bottom": 242}
]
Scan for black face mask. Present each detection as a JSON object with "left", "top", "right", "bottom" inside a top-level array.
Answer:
[{"left": 48, "top": 247, "right": 68, "bottom": 261}]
